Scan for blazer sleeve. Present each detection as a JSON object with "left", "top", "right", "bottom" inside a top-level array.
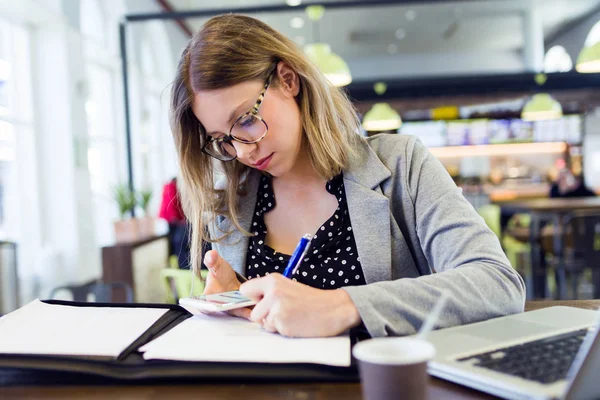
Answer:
[{"left": 342, "top": 138, "right": 526, "bottom": 337}]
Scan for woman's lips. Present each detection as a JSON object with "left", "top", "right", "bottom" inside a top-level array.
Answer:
[{"left": 253, "top": 153, "right": 274, "bottom": 171}]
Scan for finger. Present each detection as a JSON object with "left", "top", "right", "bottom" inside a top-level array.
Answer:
[
  {"left": 249, "top": 295, "right": 272, "bottom": 323},
  {"left": 204, "top": 250, "right": 233, "bottom": 277},
  {"left": 262, "top": 318, "right": 276, "bottom": 333},
  {"left": 239, "top": 276, "right": 269, "bottom": 300},
  {"left": 262, "top": 312, "right": 277, "bottom": 333},
  {"left": 240, "top": 273, "right": 281, "bottom": 300},
  {"left": 203, "top": 250, "right": 219, "bottom": 275},
  {"left": 227, "top": 307, "right": 252, "bottom": 320}
]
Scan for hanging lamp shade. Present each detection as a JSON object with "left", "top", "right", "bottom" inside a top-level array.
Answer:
[
  {"left": 521, "top": 93, "right": 563, "bottom": 121},
  {"left": 304, "top": 5, "right": 351, "bottom": 87},
  {"left": 576, "top": 41, "right": 600, "bottom": 73},
  {"left": 362, "top": 82, "right": 402, "bottom": 131},
  {"left": 363, "top": 103, "right": 402, "bottom": 131},
  {"left": 304, "top": 43, "right": 352, "bottom": 86}
]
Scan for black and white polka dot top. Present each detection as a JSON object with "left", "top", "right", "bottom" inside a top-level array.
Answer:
[{"left": 245, "top": 173, "right": 367, "bottom": 289}]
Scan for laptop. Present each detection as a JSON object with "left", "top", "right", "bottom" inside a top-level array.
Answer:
[{"left": 424, "top": 306, "right": 600, "bottom": 400}]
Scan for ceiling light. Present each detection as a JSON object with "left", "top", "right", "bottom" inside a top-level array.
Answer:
[
  {"left": 521, "top": 93, "right": 563, "bottom": 121},
  {"left": 395, "top": 29, "right": 406, "bottom": 40},
  {"left": 363, "top": 103, "right": 402, "bottom": 131},
  {"left": 290, "top": 17, "right": 304, "bottom": 29},
  {"left": 304, "top": 43, "right": 352, "bottom": 86},
  {"left": 286, "top": 0, "right": 302, "bottom": 6},
  {"left": 304, "top": 5, "right": 351, "bottom": 87},
  {"left": 362, "top": 83, "right": 402, "bottom": 132},
  {"left": 405, "top": 10, "right": 416, "bottom": 21},
  {"left": 387, "top": 44, "right": 398, "bottom": 55},
  {"left": 576, "top": 41, "right": 600, "bottom": 73}
]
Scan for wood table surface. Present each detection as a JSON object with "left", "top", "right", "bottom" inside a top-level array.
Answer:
[
  {"left": 1, "top": 300, "right": 598, "bottom": 400},
  {"left": 499, "top": 197, "right": 600, "bottom": 213}
]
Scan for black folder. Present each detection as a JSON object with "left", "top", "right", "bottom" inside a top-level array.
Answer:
[{"left": 0, "top": 300, "right": 360, "bottom": 386}]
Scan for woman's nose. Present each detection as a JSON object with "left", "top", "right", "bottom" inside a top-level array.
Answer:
[{"left": 232, "top": 141, "right": 257, "bottom": 161}]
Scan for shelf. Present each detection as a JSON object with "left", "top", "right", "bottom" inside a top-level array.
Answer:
[{"left": 429, "top": 142, "right": 567, "bottom": 158}]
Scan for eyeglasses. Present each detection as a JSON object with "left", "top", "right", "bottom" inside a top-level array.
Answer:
[{"left": 201, "top": 72, "right": 273, "bottom": 161}]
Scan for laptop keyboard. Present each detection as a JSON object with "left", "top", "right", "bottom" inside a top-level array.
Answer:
[{"left": 457, "top": 328, "right": 589, "bottom": 384}]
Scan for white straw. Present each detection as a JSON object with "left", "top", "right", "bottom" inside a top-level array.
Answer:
[{"left": 417, "top": 291, "right": 450, "bottom": 340}]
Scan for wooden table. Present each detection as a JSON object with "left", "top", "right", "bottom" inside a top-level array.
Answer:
[
  {"left": 500, "top": 197, "right": 600, "bottom": 299},
  {"left": 1, "top": 300, "right": 598, "bottom": 400},
  {"left": 102, "top": 234, "right": 169, "bottom": 302}
]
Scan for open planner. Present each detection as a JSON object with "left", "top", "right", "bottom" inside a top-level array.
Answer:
[{"left": 0, "top": 300, "right": 359, "bottom": 386}]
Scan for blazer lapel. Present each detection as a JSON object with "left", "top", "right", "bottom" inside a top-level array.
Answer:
[
  {"left": 344, "top": 139, "right": 392, "bottom": 283},
  {"left": 215, "top": 170, "right": 260, "bottom": 277}
]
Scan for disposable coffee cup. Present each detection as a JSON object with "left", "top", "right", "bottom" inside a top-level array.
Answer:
[{"left": 352, "top": 337, "right": 436, "bottom": 400}]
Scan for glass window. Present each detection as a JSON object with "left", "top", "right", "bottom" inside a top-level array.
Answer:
[
  {"left": 82, "top": 1, "right": 122, "bottom": 246},
  {"left": 0, "top": 17, "right": 36, "bottom": 299},
  {"left": 80, "top": 0, "right": 107, "bottom": 47},
  {"left": 0, "top": 59, "right": 9, "bottom": 117},
  {"left": 0, "top": 19, "right": 23, "bottom": 238},
  {"left": 0, "top": 121, "right": 15, "bottom": 234}
]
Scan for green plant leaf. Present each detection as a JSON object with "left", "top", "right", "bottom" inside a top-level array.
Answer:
[
  {"left": 113, "top": 184, "right": 135, "bottom": 219},
  {"left": 137, "top": 189, "right": 153, "bottom": 215}
]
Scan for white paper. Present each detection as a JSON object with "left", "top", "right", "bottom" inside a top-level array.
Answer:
[
  {"left": 140, "top": 312, "right": 351, "bottom": 367},
  {"left": 0, "top": 299, "right": 168, "bottom": 358}
]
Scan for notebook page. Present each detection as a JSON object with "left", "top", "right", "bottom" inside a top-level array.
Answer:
[
  {"left": 0, "top": 300, "right": 168, "bottom": 358},
  {"left": 140, "top": 312, "right": 351, "bottom": 367}
]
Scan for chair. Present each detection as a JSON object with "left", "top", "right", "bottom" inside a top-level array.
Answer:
[
  {"left": 478, "top": 205, "right": 558, "bottom": 297},
  {"left": 477, "top": 204, "right": 501, "bottom": 239},
  {"left": 161, "top": 264, "right": 208, "bottom": 304},
  {"left": 478, "top": 205, "right": 530, "bottom": 271},
  {"left": 49, "top": 281, "right": 134, "bottom": 303},
  {"left": 549, "top": 211, "right": 600, "bottom": 299}
]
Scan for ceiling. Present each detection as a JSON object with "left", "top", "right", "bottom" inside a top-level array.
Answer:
[{"left": 164, "top": 0, "right": 600, "bottom": 80}]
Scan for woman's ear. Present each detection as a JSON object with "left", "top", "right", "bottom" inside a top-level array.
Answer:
[{"left": 276, "top": 61, "right": 300, "bottom": 97}]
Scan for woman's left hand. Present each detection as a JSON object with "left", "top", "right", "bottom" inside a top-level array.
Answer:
[{"left": 239, "top": 273, "right": 361, "bottom": 337}]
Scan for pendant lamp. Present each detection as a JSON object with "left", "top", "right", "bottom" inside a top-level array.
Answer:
[
  {"left": 521, "top": 93, "right": 563, "bottom": 121},
  {"left": 362, "top": 82, "right": 402, "bottom": 131},
  {"left": 576, "top": 41, "right": 600, "bottom": 73},
  {"left": 304, "top": 5, "right": 352, "bottom": 87}
]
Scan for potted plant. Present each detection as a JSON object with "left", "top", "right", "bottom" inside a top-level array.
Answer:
[
  {"left": 137, "top": 188, "right": 155, "bottom": 238},
  {"left": 113, "top": 184, "right": 139, "bottom": 243}
]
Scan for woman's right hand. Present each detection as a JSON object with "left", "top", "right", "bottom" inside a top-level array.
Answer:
[
  {"left": 203, "top": 250, "right": 241, "bottom": 294},
  {"left": 202, "top": 250, "right": 251, "bottom": 320}
]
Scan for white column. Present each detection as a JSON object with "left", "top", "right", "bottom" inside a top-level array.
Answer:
[{"left": 522, "top": 6, "right": 545, "bottom": 72}]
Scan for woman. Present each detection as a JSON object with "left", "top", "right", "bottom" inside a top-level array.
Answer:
[{"left": 170, "top": 14, "right": 525, "bottom": 338}]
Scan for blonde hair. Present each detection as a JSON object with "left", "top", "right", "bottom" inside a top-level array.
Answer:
[{"left": 170, "top": 14, "right": 361, "bottom": 277}]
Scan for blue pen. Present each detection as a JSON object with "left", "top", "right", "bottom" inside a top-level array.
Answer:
[{"left": 282, "top": 234, "right": 313, "bottom": 278}]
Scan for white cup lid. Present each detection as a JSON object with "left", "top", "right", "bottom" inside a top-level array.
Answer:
[{"left": 352, "top": 337, "right": 436, "bottom": 365}]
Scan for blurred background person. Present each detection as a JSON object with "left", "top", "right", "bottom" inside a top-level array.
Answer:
[{"left": 159, "top": 177, "right": 190, "bottom": 268}]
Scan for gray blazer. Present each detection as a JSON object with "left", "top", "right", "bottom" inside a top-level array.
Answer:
[{"left": 210, "top": 134, "right": 526, "bottom": 337}]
